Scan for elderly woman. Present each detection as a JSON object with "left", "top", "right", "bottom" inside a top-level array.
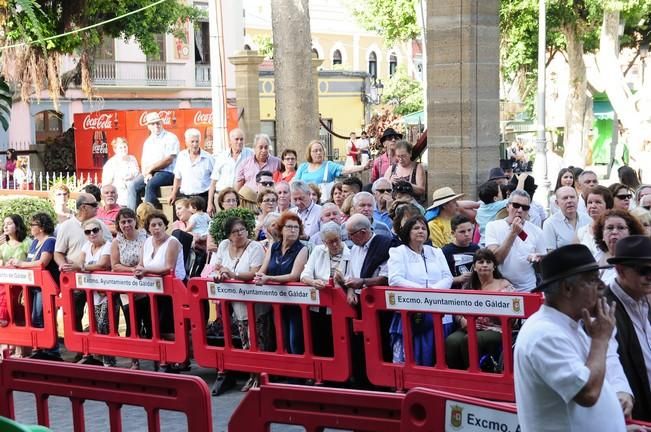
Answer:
[
  {"left": 51, "top": 184, "right": 74, "bottom": 224},
  {"left": 630, "top": 207, "right": 651, "bottom": 237},
  {"left": 388, "top": 215, "right": 453, "bottom": 366},
  {"left": 275, "top": 182, "right": 292, "bottom": 213},
  {"left": 212, "top": 216, "right": 266, "bottom": 391},
  {"left": 102, "top": 137, "right": 140, "bottom": 207},
  {"left": 255, "top": 188, "right": 278, "bottom": 241},
  {"left": 254, "top": 211, "right": 308, "bottom": 355},
  {"left": 300, "top": 221, "right": 351, "bottom": 357},
  {"left": 258, "top": 212, "right": 281, "bottom": 251},
  {"left": 384, "top": 140, "right": 426, "bottom": 199},
  {"left": 608, "top": 182, "right": 633, "bottom": 211},
  {"left": 110, "top": 207, "right": 148, "bottom": 369},
  {"left": 295, "top": 140, "right": 370, "bottom": 188},
  {"left": 576, "top": 185, "right": 613, "bottom": 260},
  {"left": 446, "top": 249, "right": 513, "bottom": 370},
  {"left": 594, "top": 209, "right": 645, "bottom": 285},
  {"left": 635, "top": 184, "right": 651, "bottom": 207}
]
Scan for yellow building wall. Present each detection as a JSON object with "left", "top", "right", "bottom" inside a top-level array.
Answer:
[{"left": 259, "top": 76, "right": 365, "bottom": 160}]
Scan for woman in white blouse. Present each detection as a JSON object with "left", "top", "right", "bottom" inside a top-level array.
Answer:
[
  {"left": 388, "top": 215, "right": 453, "bottom": 366},
  {"left": 300, "top": 221, "right": 351, "bottom": 358},
  {"left": 210, "top": 216, "right": 266, "bottom": 391},
  {"left": 102, "top": 137, "right": 140, "bottom": 207}
]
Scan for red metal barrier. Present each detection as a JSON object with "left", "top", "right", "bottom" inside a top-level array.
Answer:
[
  {"left": 186, "top": 278, "right": 357, "bottom": 382},
  {"left": 228, "top": 374, "right": 403, "bottom": 432},
  {"left": 0, "top": 266, "right": 59, "bottom": 350},
  {"left": 0, "top": 357, "right": 212, "bottom": 431},
  {"left": 59, "top": 271, "right": 189, "bottom": 363},
  {"left": 356, "top": 286, "right": 544, "bottom": 401}
]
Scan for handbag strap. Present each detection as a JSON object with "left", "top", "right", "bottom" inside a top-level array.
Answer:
[{"left": 322, "top": 161, "right": 329, "bottom": 183}]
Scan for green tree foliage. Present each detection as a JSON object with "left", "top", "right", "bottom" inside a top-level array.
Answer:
[
  {"left": 209, "top": 208, "right": 256, "bottom": 244},
  {"left": 381, "top": 67, "right": 423, "bottom": 115},
  {"left": 345, "top": 0, "right": 420, "bottom": 46},
  {"left": 254, "top": 34, "right": 274, "bottom": 59}
]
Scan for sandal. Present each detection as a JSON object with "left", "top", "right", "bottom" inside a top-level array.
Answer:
[{"left": 240, "top": 377, "right": 254, "bottom": 392}]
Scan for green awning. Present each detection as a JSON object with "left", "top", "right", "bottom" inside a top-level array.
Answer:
[{"left": 401, "top": 110, "right": 424, "bottom": 125}]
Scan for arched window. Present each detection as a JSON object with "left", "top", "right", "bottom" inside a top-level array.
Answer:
[
  {"left": 389, "top": 53, "right": 397, "bottom": 77},
  {"left": 368, "top": 52, "right": 377, "bottom": 79},
  {"left": 332, "top": 49, "right": 342, "bottom": 66},
  {"left": 34, "top": 110, "right": 63, "bottom": 143},
  {"left": 312, "top": 48, "right": 319, "bottom": 59}
]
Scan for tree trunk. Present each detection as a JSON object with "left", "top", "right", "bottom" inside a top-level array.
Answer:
[
  {"left": 562, "top": 23, "right": 589, "bottom": 167},
  {"left": 271, "top": 0, "right": 317, "bottom": 158},
  {"left": 598, "top": 8, "right": 649, "bottom": 168}
]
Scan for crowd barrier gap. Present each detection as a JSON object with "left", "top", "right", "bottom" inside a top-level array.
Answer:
[
  {"left": 0, "top": 357, "right": 213, "bottom": 432},
  {"left": 186, "top": 277, "right": 357, "bottom": 383},
  {"left": 0, "top": 266, "right": 59, "bottom": 350},
  {"left": 356, "top": 286, "right": 544, "bottom": 401},
  {"left": 59, "top": 271, "right": 189, "bottom": 364}
]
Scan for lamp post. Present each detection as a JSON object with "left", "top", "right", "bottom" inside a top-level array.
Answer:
[
  {"left": 534, "top": 0, "right": 550, "bottom": 213},
  {"left": 363, "top": 78, "right": 384, "bottom": 125}
]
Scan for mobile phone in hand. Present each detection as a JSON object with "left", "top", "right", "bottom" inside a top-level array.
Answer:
[{"left": 518, "top": 230, "right": 528, "bottom": 241}]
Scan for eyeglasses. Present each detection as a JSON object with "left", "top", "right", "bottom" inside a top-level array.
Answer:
[
  {"left": 376, "top": 189, "right": 392, "bottom": 194},
  {"left": 258, "top": 181, "right": 274, "bottom": 187},
  {"left": 230, "top": 227, "right": 247, "bottom": 236},
  {"left": 644, "top": 206, "right": 651, "bottom": 211},
  {"left": 626, "top": 265, "right": 651, "bottom": 277},
  {"left": 510, "top": 202, "right": 530, "bottom": 211},
  {"left": 283, "top": 225, "right": 300, "bottom": 231},
  {"left": 82, "top": 202, "right": 99, "bottom": 208},
  {"left": 223, "top": 198, "right": 238, "bottom": 204},
  {"left": 84, "top": 227, "right": 101, "bottom": 235},
  {"left": 262, "top": 198, "right": 277, "bottom": 203},
  {"left": 348, "top": 228, "right": 366, "bottom": 237},
  {"left": 616, "top": 194, "right": 632, "bottom": 200}
]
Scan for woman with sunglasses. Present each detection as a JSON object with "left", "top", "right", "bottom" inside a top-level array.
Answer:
[
  {"left": 254, "top": 211, "right": 308, "bottom": 357},
  {"left": 273, "top": 149, "right": 297, "bottom": 183},
  {"left": 62, "top": 218, "right": 113, "bottom": 365},
  {"left": 608, "top": 183, "right": 633, "bottom": 211}
]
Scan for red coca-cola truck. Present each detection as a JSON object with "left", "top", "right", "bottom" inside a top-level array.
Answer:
[{"left": 73, "top": 107, "right": 238, "bottom": 180}]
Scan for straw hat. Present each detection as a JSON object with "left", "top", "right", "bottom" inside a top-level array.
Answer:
[
  {"left": 426, "top": 187, "right": 464, "bottom": 211},
  {"left": 144, "top": 112, "right": 162, "bottom": 124}
]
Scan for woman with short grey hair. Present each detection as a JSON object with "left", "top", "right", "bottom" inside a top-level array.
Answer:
[{"left": 300, "top": 221, "right": 351, "bottom": 357}]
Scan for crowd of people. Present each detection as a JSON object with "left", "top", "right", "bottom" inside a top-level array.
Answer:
[{"left": 0, "top": 113, "right": 650, "bottom": 430}]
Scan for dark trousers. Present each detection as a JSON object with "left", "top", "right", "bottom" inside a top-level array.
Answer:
[
  {"left": 128, "top": 171, "right": 174, "bottom": 209},
  {"left": 309, "top": 309, "right": 333, "bottom": 357}
]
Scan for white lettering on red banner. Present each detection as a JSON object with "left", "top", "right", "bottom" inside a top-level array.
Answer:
[
  {"left": 193, "top": 111, "right": 213, "bottom": 125},
  {"left": 385, "top": 290, "right": 526, "bottom": 317},
  {"left": 82, "top": 113, "right": 114, "bottom": 130},
  {"left": 139, "top": 111, "right": 174, "bottom": 126},
  {"left": 75, "top": 273, "right": 163, "bottom": 294},
  {"left": 207, "top": 282, "right": 320, "bottom": 305},
  {"left": 0, "top": 268, "right": 35, "bottom": 285},
  {"left": 445, "top": 400, "right": 520, "bottom": 431}
]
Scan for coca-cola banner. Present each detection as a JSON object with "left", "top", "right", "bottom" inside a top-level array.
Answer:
[{"left": 74, "top": 107, "right": 237, "bottom": 179}]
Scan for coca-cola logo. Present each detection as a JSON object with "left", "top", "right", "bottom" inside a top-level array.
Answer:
[
  {"left": 139, "top": 110, "right": 174, "bottom": 127},
  {"left": 193, "top": 111, "right": 213, "bottom": 125},
  {"left": 82, "top": 113, "right": 114, "bottom": 130}
]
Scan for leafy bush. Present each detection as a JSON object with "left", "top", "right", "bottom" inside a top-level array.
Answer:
[
  {"left": 209, "top": 208, "right": 256, "bottom": 243},
  {"left": 0, "top": 196, "right": 57, "bottom": 225}
]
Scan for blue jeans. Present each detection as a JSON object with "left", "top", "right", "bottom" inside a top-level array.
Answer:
[{"left": 127, "top": 171, "right": 174, "bottom": 209}]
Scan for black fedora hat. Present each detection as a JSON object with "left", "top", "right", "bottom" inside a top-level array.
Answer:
[
  {"left": 380, "top": 127, "right": 403, "bottom": 143},
  {"left": 534, "top": 244, "right": 610, "bottom": 292},
  {"left": 488, "top": 167, "right": 508, "bottom": 181},
  {"left": 607, "top": 235, "right": 651, "bottom": 265}
]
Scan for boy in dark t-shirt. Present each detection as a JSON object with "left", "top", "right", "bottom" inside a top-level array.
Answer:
[{"left": 441, "top": 215, "right": 480, "bottom": 289}]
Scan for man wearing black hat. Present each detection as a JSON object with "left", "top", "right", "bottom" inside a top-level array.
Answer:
[
  {"left": 488, "top": 167, "right": 509, "bottom": 186},
  {"left": 515, "top": 244, "right": 633, "bottom": 431},
  {"left": 605, "top": 235, "right": 651, "bottom": 421},
  {"left": 370, "top": 127, "right": 402, "bottom": 183}
]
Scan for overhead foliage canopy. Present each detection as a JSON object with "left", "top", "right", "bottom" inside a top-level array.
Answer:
[
  {"left": 381, "top": 66, "right": 423, "bottom": 116},
  {"left": 344, "top": 0, "right": 420, "bottom": 47}
]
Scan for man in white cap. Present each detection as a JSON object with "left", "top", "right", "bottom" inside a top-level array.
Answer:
[{"left": 127, "top": 111, "right": 180, "bottom": 209}]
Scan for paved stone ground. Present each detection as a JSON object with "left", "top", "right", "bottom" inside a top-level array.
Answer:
[{"left": 10, "top": 350, "right": 311, "bottom": 432}]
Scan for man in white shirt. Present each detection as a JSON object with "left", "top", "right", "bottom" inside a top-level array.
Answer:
[
  {"left": 290, "top": 180, "right": 321, "bottom": 239},
  {"left": 168, "top": 128, "right": 214, "bottom": 205},
  {"left": 207, "top": 128, "right": 252, "bottom": 214},
  {"left": 543, "top": 186, "right": 591, "bottom": 251},
  {"left": 605, "top": 235, "right": 651, "bottom": 421},
  {"left": 486, "top": 190, "right": 546, "bottom": 292},
  {"left": 515, "top": 244, "right": 633, "bottom": 432},
  {"left": 127, "top": 112, "right": 180, "bottom": 209},
  {"left": 577, "top": 170, "right": 599, "bottom": 214}
]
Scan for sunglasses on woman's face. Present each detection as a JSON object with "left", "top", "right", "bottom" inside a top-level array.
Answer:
[
  {"left": 84, "top": 227, "right": 101, "bottom": 235},
  {"left": 616, "top": 194, "right": 632, "bottom": 200}
]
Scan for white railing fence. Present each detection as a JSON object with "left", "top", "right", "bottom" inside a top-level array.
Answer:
[{"left": 2, "top": 171, "right": 101, "bottom": 192}]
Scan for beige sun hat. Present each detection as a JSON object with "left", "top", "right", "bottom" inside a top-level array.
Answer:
[
  {"left": 144, "top": 112, "right": 162, "bottom": 124},
  {"left": 426, "top": 187, "right": 464, "bottom": 211}
]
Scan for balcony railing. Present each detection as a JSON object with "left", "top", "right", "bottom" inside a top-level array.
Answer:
[
  {"left": 92, "top": 60, "right": 186, "bottom": 87},
  {"left": 195, "top": 64, "right": 211, "bottom": 87}
]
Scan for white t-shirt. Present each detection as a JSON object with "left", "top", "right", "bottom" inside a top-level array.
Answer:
[
  {"left": 81, "top": 241, "right": 111, "bottom": 305},
  {"left": 188, "top": 212, "right": 211, "bottom": 236},
  {"left": 141, "top": 130, "right": 180, "bottom": 174},
  {"left": 515, "top": 305, "right": 627, "bottom": 432},
  {"left": 485, "top": 219, "right": 545, "bottom": 292}
]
